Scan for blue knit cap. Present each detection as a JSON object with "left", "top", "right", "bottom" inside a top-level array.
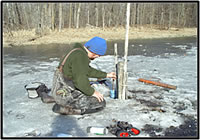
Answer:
[{"left": 84, "top": 37, "right": 107, "bottom": 55}]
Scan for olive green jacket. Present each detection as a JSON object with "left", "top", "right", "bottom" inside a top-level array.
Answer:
[{"left": 59, "top": 43, "right": 107, "bottom": 96}]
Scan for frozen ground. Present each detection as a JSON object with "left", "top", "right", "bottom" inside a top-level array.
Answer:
[{"left": 2, "top": 40, "right": 198, "bottom": 138}]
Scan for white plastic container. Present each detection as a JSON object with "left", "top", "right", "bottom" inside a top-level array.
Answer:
[{"left": 87, "top": 126, "right": 108, "bottom": 135}]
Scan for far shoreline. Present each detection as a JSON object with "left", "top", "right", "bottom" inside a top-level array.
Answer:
[
  {"left": 6, "top": 36, "right": 196, "bottom": 48},
  {"left": 3, "top": 27, "right": 197, "bottom": 48}
]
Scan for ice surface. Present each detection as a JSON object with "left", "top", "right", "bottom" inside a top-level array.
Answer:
[{"left": 2, "top": 42, "right": 198, "bottom": 137}]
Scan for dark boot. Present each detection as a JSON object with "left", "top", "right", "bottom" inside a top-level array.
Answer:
[
  {"left": 81, "top": 107, "right": 104, "bottom": 115},
  {"left": 52, "top": 104, "right": 81, "bottom": 115},
  {"left": 40, "top": 92, "right": 55, "bottom": 103}
]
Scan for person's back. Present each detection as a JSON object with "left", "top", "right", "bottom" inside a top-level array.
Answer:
[{"left": 51, "top": 37, "right": 116, "bottom": 115}]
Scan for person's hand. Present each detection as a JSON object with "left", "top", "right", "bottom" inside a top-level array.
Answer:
[
  {"left": 92, "top": 91, "right": 104, "bottom": 102},
  {"left": 106, "top": 72, "right": 116, "bottom": 80}
]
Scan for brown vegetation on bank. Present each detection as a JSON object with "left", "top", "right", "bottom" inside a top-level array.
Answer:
[{"left": 3, "top": 26, "right": 197, "bottom": 47}]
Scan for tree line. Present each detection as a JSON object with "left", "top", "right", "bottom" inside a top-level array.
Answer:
[{"left": 3, "top": 2, "right": 197, "bottom": 35}]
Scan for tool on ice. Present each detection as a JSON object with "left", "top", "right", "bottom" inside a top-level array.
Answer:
[
  {"left": 106, "top": 119, "right": 140, "bottom": 137},
  {"left": 138, "top": 78, "right": 177, "bottom": 90},
  {"left": 110, "top": 79, "right": 116, "bottom": 98},
  {"left": 109, "top": 55, "right": 119, "bottom": 99}
]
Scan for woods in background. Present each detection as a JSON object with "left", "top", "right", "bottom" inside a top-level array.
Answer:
[{"left": 3, "top": 2, "right": 197, "bottom": 35}]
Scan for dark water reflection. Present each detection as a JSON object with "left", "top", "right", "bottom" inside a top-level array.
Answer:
[{"left": 3, "top": 37, "right": 197, "bottom": 61}]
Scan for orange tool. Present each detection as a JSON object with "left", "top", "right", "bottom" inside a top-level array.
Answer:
[{"left": 138, "top": 78, "right": 177, "bottom": 90}]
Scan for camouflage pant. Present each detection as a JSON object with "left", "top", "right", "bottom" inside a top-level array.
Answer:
[{"left": 51, "top": 68, "right": 106, "bottom": 111}]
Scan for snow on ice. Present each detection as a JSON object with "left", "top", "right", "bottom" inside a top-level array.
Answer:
[{"left": 3, "top": 41, "right": 198, "bottom": 137}]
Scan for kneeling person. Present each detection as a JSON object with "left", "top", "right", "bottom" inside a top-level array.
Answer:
[{"left": 51, "top": 37, "right": 116, "bottom": 115}]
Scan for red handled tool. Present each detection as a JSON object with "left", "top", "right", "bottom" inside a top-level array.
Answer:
[{"left": 107, "top": 119, "right": 140, "bottom": 137}]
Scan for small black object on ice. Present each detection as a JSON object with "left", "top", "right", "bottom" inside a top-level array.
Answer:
[{"left": 107, "top": 119, "right": 140, "bottom": 137}]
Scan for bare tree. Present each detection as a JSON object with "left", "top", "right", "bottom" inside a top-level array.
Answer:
[
  {"left": 15, "top": 3, "right": 22, "bottom": 27},
  {"left": 87, "top": 4, "right": 90, "bottom": 26},
  {"left": 2, "top": 3, "right": 198, "bottom": 32},
  {"left": 136, "top": 4, "right": 140, "bottom": 26},
  {"left": 6, "top": 3, "right": 13, "bottom": 29},
  {"left": 182, "top": 3, "right": 186, "bottom": 27},
  {"left": 95, "top": 3, "right": 98, "bottom": 27},
  {"left": 41, "top": 4, "right": 45, "bottom": 31},
  {"left": 35, "top": 4, "right": 41, "bottom": 35},
  {"left": 47, "top": 4, "right": 51, "bottom": 29},
  {"left": 22, "top": 3, "right": 30, "bottom": 29},
  {"left": 102, "top": 3, "right": 105, "bottom": 29},
  {"left": 76, "top": 3, "right": 81, "bottom": 28},
  {"left": 130, "top": 3, "right": 136, "bottom": 27},
  {"left": 168, "top": 4, "right": 172, "bottom": 29},
  {"left": 69, "top": 3, "right": 72, "bottom": 28},
  {"left": 59, "top": 3, "right": 62, "bottom": 32},
  {"left": 108, "top": 4, "right": 113, "bottom": 27},
  {"left": 11, "top": 3, "right": 17, "bottom": 28},
  {"left": 160, "top": 4, "right": 164, "bottom": 29},
  {"left": 150, "top": 3, "right": 155, "bottom": 29},
  {"left": 51, "top": 3, "right": 55, "bottom": 30},
  {"left": 140, "top": 3, "right": 145, "bottom": 26},
  {"left": 73, "top": 3, "right": 77, "bottom": 28}
]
